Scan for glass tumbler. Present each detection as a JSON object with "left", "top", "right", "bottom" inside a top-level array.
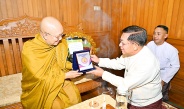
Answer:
[{"left": 115, "top": 90, "right": 128, "bottom": 109}]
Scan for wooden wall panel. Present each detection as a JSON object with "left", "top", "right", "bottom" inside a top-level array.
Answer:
[
  {"left": 165, "top": 0, "right": 174, "bottom": 28},
  {"left": 175, "top": 0, "right": 184, "bottom": 39},
  {"left": 117, "top": 0, "right": 184, "bottom": 40},
  {"left": 78, "top": 0, "right": 111, "bottom": 32},
  {"left": 0, "top": 0, "right": 113, "bottom": 58},
  {"left": 111, "top": 0, "right": 122, "bottom": 56},
  {"left": 5, "top": 0, "right": 184, "bottom": 38}
]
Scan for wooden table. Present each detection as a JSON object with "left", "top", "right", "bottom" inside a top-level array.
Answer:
[{"left": 66, "top": 94, "right": 178, "bottom": 109}]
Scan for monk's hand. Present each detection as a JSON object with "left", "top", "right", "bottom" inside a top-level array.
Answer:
[
  {"left": 86, "top": 66, "right": 104, "bottom": 77},
  {"left": 90, "top": 55, "right": 100, "bottom": 63},
  {"left": 65, "top": 70, "right": 83, "bottom": 79}
]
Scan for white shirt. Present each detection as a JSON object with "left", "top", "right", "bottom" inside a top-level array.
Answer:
[
  {"left": 99, "top": 46, "right": 162, "bottom": 106},
  {"left": 147, "top": 41, "right": 180, "bottom": 83}
]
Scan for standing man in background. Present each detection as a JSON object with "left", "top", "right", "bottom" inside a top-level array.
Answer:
[{"left": 147, "top": 25, "right": 180, "bottom": 101}]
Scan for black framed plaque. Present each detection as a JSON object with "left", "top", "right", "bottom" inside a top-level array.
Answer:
[{"left": 72, "top": 50, "right": 95, "bottom": 73}]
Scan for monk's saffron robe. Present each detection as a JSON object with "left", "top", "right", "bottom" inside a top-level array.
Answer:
[{"left": 21, "top": 34, "right": 81, "bottom": 109}]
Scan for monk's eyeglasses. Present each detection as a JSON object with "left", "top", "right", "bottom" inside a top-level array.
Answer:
[{"left": 41, "top": 30, "right": 65, "bottom": 40}]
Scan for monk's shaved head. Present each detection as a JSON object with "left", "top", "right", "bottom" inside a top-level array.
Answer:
[
  {"left": 40, "top": 17, "right": 64, "bottom": 45},
  {"left": 41, "top": 17, "right": 63, "bottom": 35}
]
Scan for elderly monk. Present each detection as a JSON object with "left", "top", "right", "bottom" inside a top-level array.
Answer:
[{"left": 21, "top": 17, "right": 82, "bottom": 109}]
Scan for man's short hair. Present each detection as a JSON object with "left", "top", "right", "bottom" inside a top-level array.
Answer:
[
  {"left": 156, "top": 25, "right": 169, "bottom": 34},
  {"left": 122, "top": 25, "right": 147, "bottom": 46}
]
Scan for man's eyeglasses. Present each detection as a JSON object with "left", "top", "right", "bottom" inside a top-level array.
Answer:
[{"left": 41, "top": 30, "right": 65, "bottom": 40}]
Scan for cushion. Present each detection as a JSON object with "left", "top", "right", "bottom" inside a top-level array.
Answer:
[{"left": 0, "top": 73, "right": 22, "bottom": 107}]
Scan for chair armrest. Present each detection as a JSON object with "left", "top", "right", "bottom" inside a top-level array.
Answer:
[{"left": 76, "top": 78, "right": 102, "bottom": 93}]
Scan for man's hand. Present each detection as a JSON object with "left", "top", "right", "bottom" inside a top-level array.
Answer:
[
  {"left": 161, "top": 80, "right": 165, "bottom": 87},
  {"left": 65, "top": 70, "right": 83, "bottom": 79},
  {"left": 87, "top": 66, "right": 104, "bottom": 77},
  {"left": 90, "top": 55, "right": 100, "bottom": 63}
]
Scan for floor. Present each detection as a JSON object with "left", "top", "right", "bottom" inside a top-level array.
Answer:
[{"left": 168, "top": 90, "right": 184, "bottom": 109}]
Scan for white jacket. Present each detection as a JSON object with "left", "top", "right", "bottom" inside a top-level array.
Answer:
[{"left": 100, "top": 46, "right": 162, "bottom": 106}]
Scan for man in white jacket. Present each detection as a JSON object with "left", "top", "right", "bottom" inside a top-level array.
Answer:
[
  {"left": 88, "top": 25, "right": 162, "bottom": 109},
  {"left": 147, "top": 25, "right": 180, "bottom": 101}
]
